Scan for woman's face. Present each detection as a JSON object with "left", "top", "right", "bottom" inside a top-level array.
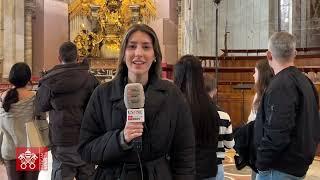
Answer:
[
  {"left": 253, "top": 67, "right": 259, "bottom": 84},
  {"left": 125, "top": 31, "right": 155, "bottom": 79}
]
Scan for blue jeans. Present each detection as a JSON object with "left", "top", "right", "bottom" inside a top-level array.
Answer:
[
  {"left": 256, "top": 170, "right": 304, "bottom": 180},
  {"left": 215, "top": 164, "right": 224, "bottom": 180},
  {"left": 252, "top": 170, "right": 256, "bottom": 180}
]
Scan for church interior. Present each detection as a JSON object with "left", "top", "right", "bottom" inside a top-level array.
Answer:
[{"left": 0, "top": 0, "right": 320, "bottom": 179}]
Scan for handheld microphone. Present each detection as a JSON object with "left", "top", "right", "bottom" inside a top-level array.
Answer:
[{"left": 124, "top": 83, "right": 145, "bottom": 152}]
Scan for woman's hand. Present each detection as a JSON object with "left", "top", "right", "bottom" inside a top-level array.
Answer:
[{"left": 123, "top": 122, "right": 143, "bottom": 143}]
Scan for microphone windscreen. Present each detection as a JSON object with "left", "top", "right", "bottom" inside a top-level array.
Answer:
[{"left": 124, "top": 83, "right": 145, "bottom": 109}]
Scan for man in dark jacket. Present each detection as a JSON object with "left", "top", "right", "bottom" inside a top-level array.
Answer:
[
  {"left": 254, "top": 32, "right": 320, "bottom": 179},
  {"left": 36, "top": 42, "right": 99, "bottom": 180}
]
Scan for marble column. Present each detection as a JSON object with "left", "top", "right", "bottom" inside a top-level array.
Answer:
[
  {"left": 25, "top": 0, "right": 35, "bottom": 70},
  {"left": 3, "top": 0, "right": 15, "bottom": 78},
  {"left": 0, "top": 0, "right": 4, "bottom": 76},
  {"left": 177, "top": 0, "right": 182, "bottom": 57},
  {"left": 181, "top": 0, "right": 194, "bottom": 55}
]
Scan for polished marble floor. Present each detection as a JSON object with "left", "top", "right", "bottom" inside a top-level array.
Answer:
[{"left": 0, "top": 150, "right": 319, "bottom": 180}]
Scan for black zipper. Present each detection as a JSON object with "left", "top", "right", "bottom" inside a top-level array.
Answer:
[{"left": 267, "top": 105, "right": 274, "bottom": 125}]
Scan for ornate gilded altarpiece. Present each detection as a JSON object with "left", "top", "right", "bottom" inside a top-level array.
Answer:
[{"left": 68, "top": 0, "right": 156, "bottom": 82}]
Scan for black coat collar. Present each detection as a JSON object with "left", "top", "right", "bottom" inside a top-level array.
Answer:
[{"left": 111, "top": 75, "right": 169, "bottom": 113}]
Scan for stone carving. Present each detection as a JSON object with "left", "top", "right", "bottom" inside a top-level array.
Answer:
[
  {"left": 309, "top": 0, "right": 320, "bottom": 47},
  {"left": 311, "top": 0, "right": 320, "bottom": 18}
]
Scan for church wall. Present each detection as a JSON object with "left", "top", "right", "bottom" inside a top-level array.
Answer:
[
  {"left": 219, "top": 0, "right": 269, "bottom": 53},
  {"left": 43, "top": 0, "right": 68, "bottom": 70},
  {"left": 181, "top": 0, "right": 270, "bottom": 56},
  {"left": 182, "top": 0, "right": 320, "bottom": 56},
  {"left": 150, "top": 0, "right": 178, "bottom": 64},
  {"left": 154, "top": 0, "right": 170, "bottom": 19},
  {"left": 33, "top": 0, "right": 68, "bottom": 75}
]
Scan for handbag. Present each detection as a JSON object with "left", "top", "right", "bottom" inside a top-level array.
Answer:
[
  {"left": 0, "top": 131, "right": 4, "bottom": 164},
  {"left": 25, "top": 115, "right": 50, "bottom": 149}
]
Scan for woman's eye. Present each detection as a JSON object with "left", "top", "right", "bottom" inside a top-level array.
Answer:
[{"left": 127, "top": 45, "right": 136, "bottom": 49}]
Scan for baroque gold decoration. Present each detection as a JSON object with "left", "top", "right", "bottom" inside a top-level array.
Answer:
[
  {"left": 69, "top": 0, "right": 156, "bottom": 58},
  {"left": 73, "top": 24, "right": 90, "bottom": 57}
]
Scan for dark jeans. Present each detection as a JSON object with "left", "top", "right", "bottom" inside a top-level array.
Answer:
[
  {"left": 51, "top": 145, "right": 95, "bottom": 180},
  {"left": 4, "top": 160, "right": 39, "bottom": 180}
]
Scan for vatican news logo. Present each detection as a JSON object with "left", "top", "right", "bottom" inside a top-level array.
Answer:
[{"left": 16, "top": 147, "right": 48, "bottom": 171}]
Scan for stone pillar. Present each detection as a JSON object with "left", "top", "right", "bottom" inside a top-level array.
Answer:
[
  {"left": 182, "top": 0, "right": 194, "bottom": 55},
  {"left": 25, "top": 0, "right": 35, "bottom": 70},
  {"left": 177, "top": 0, "right": 183, "bottom": 57},
  {"left": 32, "top": 0, "right": 68, "bottom": 75},
  {"left": 292, "top": 0, "right": 308, "bottom": 48},
  {"left": 3, "top": 0, "right": 15, "bottom": 78},
  {"left": 301, "top": 0, "right": 308, "bottom": 47},
  {"left": 292, "top": 0, "right": 302, "bottom": 47},
  {"left": 1, "top": 0, "right": 25, "bottom": 78},
  {"left": 0, "top": 0, "right": 4, "bottom": 75},
  {"left": 268, "top": 0, "right": 280, "bottom": 35},
  {"left": 149, "top": 0, "right": 179, "bottom": 64}
]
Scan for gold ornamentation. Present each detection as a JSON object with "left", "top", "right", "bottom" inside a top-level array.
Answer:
[
  {"left": 69, "top": 0, "right": 156, "bottom": 57},
  {"left": 74, "top": 28, "right": 90, "bottom": 57}
]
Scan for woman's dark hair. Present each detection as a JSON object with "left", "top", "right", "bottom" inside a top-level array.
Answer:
[
  {"left": 253, "top": 59, "right": 274, "bottom": 111},
  {"left": 2, "top": 62, "right": 31, "bottom": 112},
  {"left": 116, "top": 24, "right": 162, "bottom": 79},
  {"left": 174, "top": 55, "right": 219, "bottom": 144}
]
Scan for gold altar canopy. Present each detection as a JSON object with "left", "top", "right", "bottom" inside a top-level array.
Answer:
[{"left": 69, "top": 0, "right": 157, "bottom": 57}]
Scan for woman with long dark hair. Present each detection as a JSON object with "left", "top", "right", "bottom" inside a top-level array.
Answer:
[
  {"left": 0, "top": 62, "right": 39, "bottom": 180},
  {"left": 174, "top": 55, "right": 219, "bottom": 180},
  {"left": 247, "top": 59, "right": 273, "bottom": 180},
  {"left": 78, "top": 24, "right": 195, "bottom": 180},
  {"left": 248, "top": 59, "right": 274, "bottom": 123}
]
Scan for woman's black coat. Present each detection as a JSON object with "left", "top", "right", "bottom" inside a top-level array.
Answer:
[{"left": 78, "top": 76, "right": 195, "bottom": 180}]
